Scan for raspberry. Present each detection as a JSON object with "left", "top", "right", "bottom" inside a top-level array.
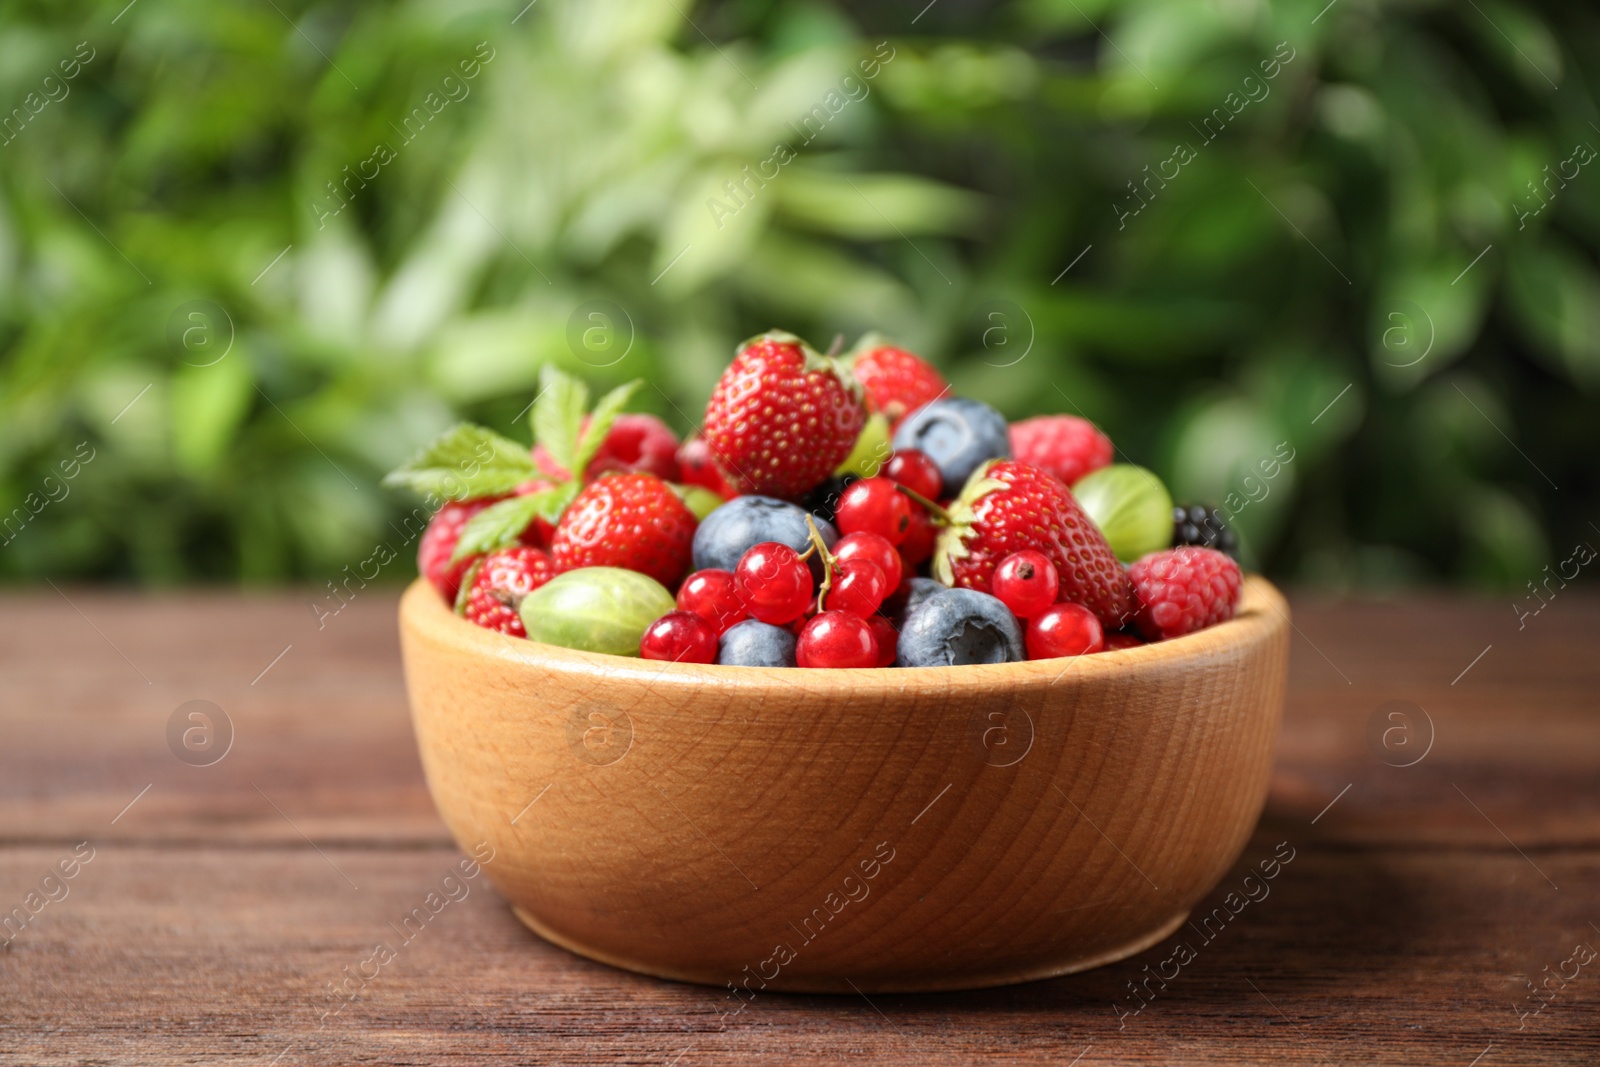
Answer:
[
  {"left": 463, "top": 546, "right": 556, "bottom": 636},
  {"left": 1128, "top": 546, "right": 1242, "bottom": 641},
  {"left": 418, "top": 497, "right": 504, "bottom": 603},
  {"left": 1009, "top": 415, "right": 1113, "bottom": 487},
  {"left": 534, "top": 414, "right": 680, "bottom": 483}
]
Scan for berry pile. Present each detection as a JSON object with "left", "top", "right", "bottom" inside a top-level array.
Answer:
[{"left": 387, "top": 332, "right": 1247, "bottom": 667}]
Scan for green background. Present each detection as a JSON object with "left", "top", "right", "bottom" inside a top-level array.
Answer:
[{"left": 1, "top": 0, "right": 1595, "bottom": 588}]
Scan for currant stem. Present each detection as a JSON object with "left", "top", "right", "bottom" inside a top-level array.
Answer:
[
  {"left": 804, "top": 514, "right": 838, "bottom": 614},
  {"left": 896, "top": 484, "right": 954, "bottom": 526}
]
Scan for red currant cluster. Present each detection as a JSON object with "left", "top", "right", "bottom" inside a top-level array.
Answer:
[{"left": 641, "top": 454, "right": 939, "bottom": 667}]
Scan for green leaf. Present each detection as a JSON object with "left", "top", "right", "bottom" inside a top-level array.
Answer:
[
  {"left": 449, "top": 482, "right": 581, "bottom": 564},
  {"left": 532, "top": 366, "right": 589, "bottom": 475},
  {"left": 382, "top": 424, "right": 537, "bottom": 500},
  {"left": 572, "top": 379, "right": 643, "bottom": 475}
]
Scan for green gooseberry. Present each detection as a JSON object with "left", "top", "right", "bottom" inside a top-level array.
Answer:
[
  {"left": 1072, "top": 464, "right": 1174, "bottom": 563},
  {"left": 519, "top": 567, "right": 676, "bottom": 656}
]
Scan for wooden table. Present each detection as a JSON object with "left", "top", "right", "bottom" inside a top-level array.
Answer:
[{"left": 2, "top": 588, "right": 1596, "bottom": 1064}]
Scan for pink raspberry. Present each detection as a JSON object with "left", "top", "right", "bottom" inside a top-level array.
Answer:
[
  {"left": 1129, "top": 547, "right": 1242, "bottom": 640},
  {"left": 463, "top": 546, "right": 556, "bottom": 636},
  {"left": 533, "top": 414, "right": 681, "bottom": 482},
  {"left": 1009, "top": 415, "right": 1113, "bottom": 487},
  {"left": 418, "top": 497, "right": 504, "bottom": 603}
]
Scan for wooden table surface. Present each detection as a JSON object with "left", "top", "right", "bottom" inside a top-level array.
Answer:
[{"left": 2, "top": 587, "right": 1596, "bottom": 1065}]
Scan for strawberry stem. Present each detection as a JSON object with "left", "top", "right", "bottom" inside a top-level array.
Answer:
[{"left": 825, "top": 333, "right": 845, "bottom": 358}]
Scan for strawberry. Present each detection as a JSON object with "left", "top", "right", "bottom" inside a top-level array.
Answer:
[
  {"left": 1009, "top": 415, "right": 1113, "bottom": 487},
  {"left": 463, "top": 546, "right": 556, "bottom": 636},
  {"left": 418, "top": 497, "right": 506, "bottom": 602},
  {"left": 417, "top": 489, "right": 554, "bottom": 603},
  {"left": 676, "top": 436, "right": 736, "bottom": 499},
  {"left": 701, "top": 331, "right": 865, "bottom": 500},
  {"left": 933, "top": 459, "right": 1135, "bottom": 628},
  {"left": 550, "top": 473, "right": 697, "bottom": 588},
  {"left": 850, "top": 339, "right": 947, "bottom": 427},
  {"left": 534, "top": 413, "right": 680, "bottom": 483}
]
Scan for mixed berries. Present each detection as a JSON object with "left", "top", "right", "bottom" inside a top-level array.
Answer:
[{"left": 387, "top": 330, "right": 1248, "bottom": 668}]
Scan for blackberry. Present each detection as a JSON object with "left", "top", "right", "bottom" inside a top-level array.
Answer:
[
  {"left": 802, "top": 473, "right": 859, "bottom": 525},
  {"left": 1172, "top": 505, "right": 1238, "bottom": 559}
]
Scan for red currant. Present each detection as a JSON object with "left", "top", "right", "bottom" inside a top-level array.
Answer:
[
  {"left": 833, "top": 531, "right": 902, "bottom": 590},
  {"left": 734, "top": 542, "right": 814, "bottom": 625},
  {"left": 676, "top": 568, "right": 747, "bottom": 634},
  {"left": 639, "top": 611, "right": 718, "bottom": 663},
  {"left": 1026, "top": 603, "right": 1104, "bottom": 659},
  {"left": 824, "top": 559, "right": 888, "bottom": 617},
  {"left": 867, "top": 615, "right": 899, "bottom": 667},
  {"left": 834, "top": 478, "right": 912, "bottom": 546},
  {"left": 897, "top": 509, "right": 937, "bottom": 569},
  {"left": 884, "top": 449, "right": 943, "bottom": 501},
  {"left": 991, "top": 550, "right": 1060, "bottom": 619},
  {"left": 1103, "top": 631, "right": 1145, "bottom": 651},
  {"left": 796, "top": 611, "right": 878, "bottom": 668}
]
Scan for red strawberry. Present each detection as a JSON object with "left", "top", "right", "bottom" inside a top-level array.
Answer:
[
  {"left": 463, "top": 546, "right": 556, "bottom": 636},
  {"left": 1009, "top": 415, "right": 1113, "bottom": 487},
  {"left": 550, "top": 473, "right": 697, "bottom": 588},
  {"left": 418, "top": 497, "right": 504, "bottom": 603},
  {"left": 419, "top": 490, "right": 553, "bottom": 602},
  {"left": 533, "top": 414, "right": 680, "bottom": 483},
  {"left": 934, "top": 459, "right": 1135, "bottom": 628},
  {"left": 676, "top": 436, "right": 736, "bottom": 499},
  {"left": 851, "top": 342, "right": 947, "bottom": 427},
  {"left": 701, "top": 331, "right": 865, "bottom": 500},
  {"left": 1128, "top": 547, "right": 1241, "bottom": 640}
]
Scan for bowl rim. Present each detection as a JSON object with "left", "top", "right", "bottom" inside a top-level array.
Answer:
[{"left": 400, "top": 575, "right": 1288, "bottom": 693}]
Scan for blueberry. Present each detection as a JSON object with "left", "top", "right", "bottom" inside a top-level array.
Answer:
[
  {"left": 883, "top": 576, "right": 946, "bottom": 626},
  {"left": 892, "top": 398, "right": 1012, "bottom": 497},
  {"left": 692, "top": 495, "right": 837, "bottom": 579},
  {"left": 717, "top": 619, "right": 798, "bottom": 667},
  {"left": 895, "top": 587, "right": 1025, "bottom": 667}
]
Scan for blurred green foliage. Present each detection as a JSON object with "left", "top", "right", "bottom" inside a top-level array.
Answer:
[{"left": 0, "top": 0, "right": 1595, "bottom": 587}]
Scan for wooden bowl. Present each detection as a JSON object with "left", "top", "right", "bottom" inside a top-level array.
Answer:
[{"left": 399, "top": 575, "right": 1289, "bottom": 993}]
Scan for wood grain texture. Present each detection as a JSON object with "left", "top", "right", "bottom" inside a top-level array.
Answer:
[
  {"left": 400, "top": 576, "right": 1291, "bottom": 992},
  {"left": 2, "top": 587, "right": 1597, "bottom": 1063}
]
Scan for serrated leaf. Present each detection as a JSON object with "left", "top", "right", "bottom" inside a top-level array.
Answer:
[
  {"left": 449, "top": 483, "right": 581, "bottom": 564},
  {"left": 383, "top": 424, "right": 536, "bottom": 500},
  {"left": 532, "top": 366, "right": 588, "bottom": 475},
  {"left": 451, "top": 495, "right": 540, "bottom": 564},
  {"left": 572, "top": 379, "right": 643, "bottom": 475}
]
